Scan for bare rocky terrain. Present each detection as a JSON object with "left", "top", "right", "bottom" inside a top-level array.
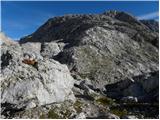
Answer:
[
  {"left": 0, "top": 32, "right": 17, "bottom": 45},
  {"left": 1, "top": 10, "right": 159, "bottom": 119}
]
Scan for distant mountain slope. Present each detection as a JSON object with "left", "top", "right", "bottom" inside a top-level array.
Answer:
[
  {"left": 19, "top": 11, "right": 158, "bottom": 46},
  {"left": 140, "top": 20, "right": 159, "bottom": 32},
  {"left": 19, "top": 10, "right": 158, "bottom": 88}
]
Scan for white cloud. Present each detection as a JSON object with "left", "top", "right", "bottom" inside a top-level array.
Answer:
[{"left": 137, "top": 11, "right": 159, "bottom": 20}]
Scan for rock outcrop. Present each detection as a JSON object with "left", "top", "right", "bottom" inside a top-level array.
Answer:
[
  {"left": 105, "top": 71, "right": 159, "bottom": 102},
  {"left": 1, "top": 43, "right": 75, "bottom": 116}
]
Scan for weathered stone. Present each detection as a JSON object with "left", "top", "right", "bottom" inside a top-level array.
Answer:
[
  {"left": 75, "top": 112, "right": 86, "bottom": 119},
  {"left": 106, "top": 113, "right": 120, "bottom": 119},
  {"left": 141, "top": 20, "right": 159, "bottom": 32},
  {"left": 40, "top": 42, "right": 61, "bottom": 58},
  {"left": 121, "top": 96, "right": 138, "bottom": 103},
  {"left": 1, "top": 44, "right": 75, "bottom": 111},
  {"left": 122, "top": 115, "right": 138, "bottom": 119},
  {"left": 105, "top": 71, "right": 159, "bottom": 102}
]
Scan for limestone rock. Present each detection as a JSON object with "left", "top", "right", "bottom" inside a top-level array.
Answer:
[
  {"left": 21, "top": 42, "right": 42, "bottom": 59},
  {"left": 105, "top": 71, "right": 159, "bottom": 102},
  {"left": 106, "top": 113, "right": 120, "bottom": 119},
  {"left": 1, "top": 44, "right": 75, "bottom": 111},
  {"left": 122, "top": 115, "right": 138, "bottom": 119},
  {"left": 41, "top": 42, "right": 61, "bottom": 58},
  {"left": 75, "top": 112, "right": 86, "bottom": 119}
]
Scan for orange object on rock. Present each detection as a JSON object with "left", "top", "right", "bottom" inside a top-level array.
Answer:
[{"left": 22, "top": 59, "right": 37, "bottom": 65}]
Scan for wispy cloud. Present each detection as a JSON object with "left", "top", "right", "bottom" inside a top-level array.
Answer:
[{"left": 137, "top": 11, "right": 159, "bottom": 20}]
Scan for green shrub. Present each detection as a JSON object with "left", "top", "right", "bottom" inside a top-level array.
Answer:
[
  {"left": 95, "top": 97, "right": 115, "bottom": 106},
  {"left": 48, "top": 109, "right": 60, "bottom": 119},
  {"left": 73, "top": 100, "right": 83, "bottom": 113},
  {"left": 110, "top": 108, "right": 128, "bottom": 117}
]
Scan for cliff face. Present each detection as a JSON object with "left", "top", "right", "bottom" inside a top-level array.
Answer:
[{"left": 1, "top": 10, "right": 159, "bottom": 119}]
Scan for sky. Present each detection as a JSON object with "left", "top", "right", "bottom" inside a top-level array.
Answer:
[{"left": 1, "top": 1, "right": 159, "bottom": 40}]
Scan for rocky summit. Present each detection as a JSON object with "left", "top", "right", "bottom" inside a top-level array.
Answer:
[{"left": 1, "top": 10, "right": 159, "bottom": 119}]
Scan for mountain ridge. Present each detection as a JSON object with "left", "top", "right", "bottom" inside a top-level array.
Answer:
[{"left": 19, "top": 10, "right": 158, "bottom": 46}]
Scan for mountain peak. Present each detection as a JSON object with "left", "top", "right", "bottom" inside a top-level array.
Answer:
[{"left": 103, "top": 10, "right": 141, "bottom": 24}]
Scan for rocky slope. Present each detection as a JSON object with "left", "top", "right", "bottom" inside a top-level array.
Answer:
[
  {"left": 0, "top": 32, "right": 17, "bottom": 45},
  {"left": 20, "top": 10, "right": 158, "bottom": 88},
  {"left": 140, "top": 20, "right": 159, "bottom": 32},
  {"left": 1, "top": 10, "right": 159, "bottom": 118}
]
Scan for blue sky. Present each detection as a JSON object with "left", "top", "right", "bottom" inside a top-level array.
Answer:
[{"left": 1, "top": 1, "right": 159, "bottom": 40}]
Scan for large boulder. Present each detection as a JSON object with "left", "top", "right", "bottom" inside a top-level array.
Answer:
[
  {"left": 40, "top": 42, "right": 61, "bottom": 58},
  {"left": 21, "top": 42, "right": 42, "bottom": 55},
  {"left": 105, "top": 71, "right": 159, "bottom": 102},
  {"left": 1, "top": 44, "right": 75, "bottom": 111}
]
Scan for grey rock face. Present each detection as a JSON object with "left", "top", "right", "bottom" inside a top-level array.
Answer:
[
  {"left": 140, "top": 20, "right": 159, "bottom": 47},
  {"left": 19, "top": 11, "right": 158, "bottom": 90},
  {"left": 21, "top": 42, "right": 41, "bottom": 54},
  {"left": 103, "top": 10, "right": 141, "bottom": 25},
  {"left": 40, "top": 42, "right": 61, "bottom": 58},
  {"left": 1, "top": 44, "right": 75, "bottom": 111},
  {"left": 141, "top": 20, "right": 159, "bottom": 32},
  {"left": 21, "top": 42, "right": 43, "bottom": 61},
  {"left": 75, "top": 112, "right": 86, "bottom": 119},
  {"left": 105, "top": 71, "right": 159, "bottom": 102},
  {"left": 55, "top": 27, "right": 158, "bottom": 89}
]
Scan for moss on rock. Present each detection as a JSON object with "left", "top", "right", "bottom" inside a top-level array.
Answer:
[
  {"left": 73, "top": 100, "right": 83, "bottom": 113},
  {"left": 95, "top": 97, "right": 116, "bottom": 106},
  {"left": 110, "top": 108, "right": 128, "bottom": 117},
  {"left": 48, "top": 109, "right": 61, "bottom": 119}
]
